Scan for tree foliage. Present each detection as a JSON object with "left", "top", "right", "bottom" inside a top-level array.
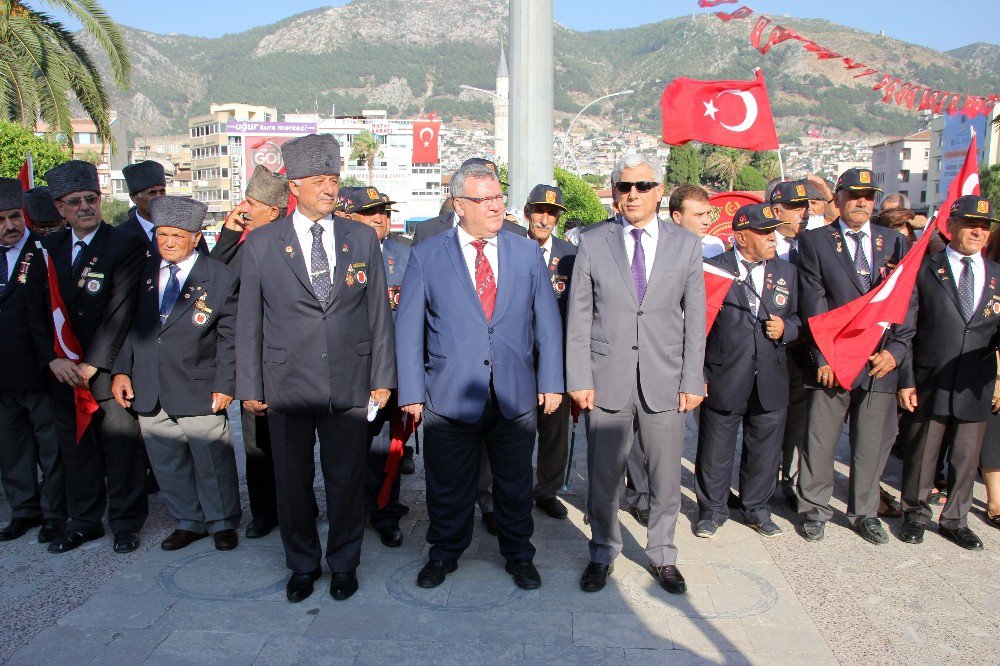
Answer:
[
  {"left": 734, "top": 165, "right": 766, "bottom": 192},
  {"left": 981, "top": 164, "right": 1000, "bottom": 216},
  {"left": 665, "top": 144, "right": 702, "bottom": 187},
  {"left": 0, "top": 119, "right": 70, "bottom": 183},
  {"left": 705, "top": 148, "right": 751, "bottom": 191},
  {"left": 554, "top": 166, "right": 607, "bottom": 230},
  {"left": 348, "top": 129, "right": 382, "bottom": 185},
  {"left": 101, "top": 196, "right": 128, "bottom": 225}
]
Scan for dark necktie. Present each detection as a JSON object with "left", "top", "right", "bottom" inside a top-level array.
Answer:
[
  {"left": 630, "top": 228, "right": 647, "bottom": 303},
  {"left": 310, "top": 223, "right": 332, "bottom": 305},
  {"left": 741, "top": 259, "right": 762, "bottom": 313},
  {"left": 787, "top": 238, "right": 798, "bottom": 264},
  {"left": 159, "top": 264, "right": 181, "bottom": 324},
  {"left": 0, "top": 245, "right": 10, "bottom": 293},
  {"left": 471, "top": 239, "right": 496, "bottom": 321},
  {"left": 958, "top": 256, "right": 976, "bottom": 321},
  {"left": 845, "top": 230, "right": 871, "bottom": 292},
  {"left": 71, "top": 240, "right": 87, "bottom": 277}
]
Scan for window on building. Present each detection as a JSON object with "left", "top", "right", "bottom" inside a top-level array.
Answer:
[
  {"left": 899, "top": 170, "right": 910, "bottom": 182},
  {"left": 901, "top": 148, "right": 911, "bottom": 160},
  {"left": 920, "top": 191, "right": 926, "bottom": 203}
]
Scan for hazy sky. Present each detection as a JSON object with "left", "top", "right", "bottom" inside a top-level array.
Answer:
[{"left": 53, "top": 1, "right": 997, "bottom": 51}]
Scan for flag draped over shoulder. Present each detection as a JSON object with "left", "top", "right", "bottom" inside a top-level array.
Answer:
[{"left": 704, "top": 261, "right": 737, "bottom": 334}]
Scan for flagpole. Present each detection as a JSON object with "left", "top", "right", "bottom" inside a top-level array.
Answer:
[
  {"left": 776, "top": 146, "right": 785, "bottom": 181},
  {"left": 26, "top": 152, "right": 34, "bottom": 188}
]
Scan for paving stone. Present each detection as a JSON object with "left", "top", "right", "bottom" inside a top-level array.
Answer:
[
  {"left": 664, "top": 617, "right": 754, "bottom": 655},
  {"left": 624, "top": 647, "right": 731, "bottom": 665},
  {"left": 480, "top": 610, "right": 573, "bottom": 645},
  {"left": 742, "top": 624, "right": 833, "bottom": 656},
  {"left": 355, "top": 640, "right": 524, "bottom": 665},
  {"left": 153, "top": 598, "right": 319, "bottom": 634},
  {"left": 523, "top": 643, "right": 627, "bottom": 665},
  {"left": 252, "top": 635, "right": 363, "bottom": 664},
  {"left": 573, "top": 612, "right": 673, "bottom": 649},
  {"left": 143, "top": 630, "right": 268, "bottom": 665},
  {"left": 86, "top": 628, "right": 171, "bottom": 665},
  {"left": 5, "top": 626, "right": 116, "bottom": 665},
  {"left": 57, "top": 592, "right": 176, "bottom": 629}
]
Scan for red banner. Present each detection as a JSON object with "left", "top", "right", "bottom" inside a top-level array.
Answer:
[
  {"left": 412, "top": 120, "right": 440, "bottom": 164},
  {"left": 19, "top": 157, "right": 33, "bottom": 229}
]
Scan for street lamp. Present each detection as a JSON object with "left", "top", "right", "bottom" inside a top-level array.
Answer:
[
  {"left": 459, "top": 84, "right": 504, "bottom": 103},
  {"left": 563, "top": 89, "right": 634, "bottom": 173}
]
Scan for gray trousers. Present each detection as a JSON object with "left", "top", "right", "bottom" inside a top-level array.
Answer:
[
  {"left": 0, "top": 389, "right": 65, "bottom": 519},
  {"left": 797, "top": 388, "right": 895, "bottom": 524},
  {"left": 139, "top": 409, "right": 241, "bottom": 534},
  {"left": 781, "top": 346, "right": 810, "bottom": 490},
  {"left": 622, "top": 433, "right": 649, "bottom": 511},
  {"left": 586, "top": 380, "right": 685, "bottom": 567}
]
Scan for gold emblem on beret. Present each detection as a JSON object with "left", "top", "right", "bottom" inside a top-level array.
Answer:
[
  {"left": 763, "top": 206, "right": 774, "bottom": 219},
  {"left": 545, "top": 190, "right": 556, "bottom": 204},
  {"left": 796, "top": 185, "right": 806, "bottom": 197},
  {"left": 978, "top": 200, "right": 990, "bottom": 214},
  {"left": 367, "top": 188, "right": 378, "bottom": 200},
  {"left": 859, "top": 171, "right": 871, "bottom": 184}
]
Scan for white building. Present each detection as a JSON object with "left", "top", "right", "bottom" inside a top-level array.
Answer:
[
  {"left": 870, "top": 131, "right": 930, "bottom": 212},
  {"left": 926, "top": 109, "right": 1000, "bottom": 214}
]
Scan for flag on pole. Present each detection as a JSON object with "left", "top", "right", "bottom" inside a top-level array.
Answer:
[
  {"left": 704, "top": 261, "right": 737, "bottom": 334},
  {"left": 934, "top": 132, "right": 980, "bottom": 234},
  {"left": 412, "top": 120, "right": 440, "bottom": 164},
  {"left": 19, "top": 153, "right": 34, "bottom": 229},
  {"left": 379, "top": 410, "right": 416, "bottom": 508}
]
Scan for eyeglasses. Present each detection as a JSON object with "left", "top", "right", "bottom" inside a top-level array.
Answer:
[
  {"left": 458, "top": 193, "right": 505, "bottom": 206},
  {"left": 62, "top": 194, "right": 99, "bottom": 207},
  {"left": 614, "top": 181, "right": 658, "bottom": 194}
]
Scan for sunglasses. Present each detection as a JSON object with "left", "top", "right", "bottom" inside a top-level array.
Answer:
[
  {"left": 614, "top": 181, "right": 658, "bottom": 194},
  {"left": 62, "top": 194, "right": 100, "bottom": 207}
]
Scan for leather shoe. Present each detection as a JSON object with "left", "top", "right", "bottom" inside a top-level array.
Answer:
[
  {"left": 748, "top": 519, "right": 783, "bottom": 538},
  {"left": 214, "top": 529, "right": 239, "bottom": 551},
  {"left": 939, "top": 525, "right": 984, "bottom": 551},
  {"left": 400, "top": 455, "right": 416, "bottom": 475},
  {"left": 986, "top": 511, "right": 1000, "bottom": 530},
  {"left": 114, "top": 530, "right": 140, "bottom": 553},
  {"left": 649, "top": 563, "right": 687, "bottom": 594},
  {"left": 535, "top": 496, "right": 568, "bottom": 519},
  {"left": 37, "top": 518, "right": 66, "bottom": 544},
  {"left": 47, "top": 528, "right": 104, "bottom": 553},
  {"left": 161, "top": 529, "right": 206, "bottom": 551},
  {"left": 481, "top": 512, "right": 499, "bottom": 536},
  {"left": 853, "top": 518, "right": 889, "bottom": 545},
  {"left": 628, "top": 506, "right": 650, "bottom": 527},
  {"left": 694, "top": 519, "right": 719, "bottom": 538},
  {"left": 330, "top": 571, "right": 359, "bottom": 600},
  {"left": 244, "top": 516, "right": 277, "bottom": 539},
  {"left": 377, "top": 525, "right": 403, "bottom": 548},
  {"left": 417, "top": 559, "right": 457, "bottom": 588},
  {"left": 801, "top": 520, "right": 825, "bottom": 542},
  {"left": 579, "top": 562, "right": 613, "bottom": 592},
  {"left": 0, "top": 516, "right": 43, "bottom": 541},
  {"left": 899, "top": 521, "right": 925, "bottom": 544},
  {"left": 286, "top": 568, "right": 321, "bottom": 603},
  {"left": 505, "top": 559, "right": 541, "bottom": 589}
]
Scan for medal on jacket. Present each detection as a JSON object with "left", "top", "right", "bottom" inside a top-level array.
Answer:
[
  {"left": 352, "top": 262, "right": 367, "bottom": 285},
  {"left": 16, "top": 252, "right": 32, "bottom": 284},
  {"left": 77, "top": 255, "right": 99, "bottom": 287},
  {"left": 387, "top": 285, "right": 401, "bottom": 310},
  {"left": 345, "top": 264, "right": 356, "bottom": 287},
  {"left": 192, "top": 293, "right": 212, "bottom": 327}
]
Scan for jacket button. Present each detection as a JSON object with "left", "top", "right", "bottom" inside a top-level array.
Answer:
[
  {"left": 632, "top": 345, "right": 639, "bottom": 351},
  {"left": 637, "top": 311, "right": 644, "bottom": 316},
  {"left": 321, "top": 353, "right": 328, "bottom": 360},
  {"left": 78, "top": 311, "right": 84, "bottom": 316},
  {"left": 484, "top": 360, "right": 490, "bottom": 366},
  {"left": 488, "top": 327, "right": 494, "bottom": 334},
  {"left": 157, "top": 338, "right": 161, "bottom": 344},
  {"left": 752, "top": 354, "right": 758, "bottom": 360}
]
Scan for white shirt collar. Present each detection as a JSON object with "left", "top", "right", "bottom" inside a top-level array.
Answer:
[
  {"left": 5, "top": 230, "right": 29, "bottom": 252},
  {"left": 72, "top": 227, "right": 99, "bottom": 246},
  {"left": 946, "top": 244, "right": 983, "bottom": 267},
  {"left": 160, "top": 251, "right": 198, "bottom": 271},
  {"left": 456, "top": 223, "right": 497, "bottom": 247},
  {"left": 623, "top": 217, "right": 659, "bottom": 240},
  {"left": 540, "top": 236, "right": 553, "bottom": 257},
  {"left": 293, "top": 208, "right": 332, "bottom": 229},
  {"left": 136, "top": 211, "right": 154, "bottom": 238},
  {"left": 733, "top": 247, "right": 764, "bottom": 272},
  {"left": 838, "top": 218, "right": 872, "bottom": 239},
  {"left": 450, "top": 212, "right": 460, "bottom": 227}
]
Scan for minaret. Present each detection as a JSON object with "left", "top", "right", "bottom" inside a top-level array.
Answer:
[{"left": 494, "top": 42, "right": 510, "bottom": 166}]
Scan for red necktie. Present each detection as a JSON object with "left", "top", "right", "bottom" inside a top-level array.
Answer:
[{"left": 471, "top": 239, "right": 496, "bottom": 321}]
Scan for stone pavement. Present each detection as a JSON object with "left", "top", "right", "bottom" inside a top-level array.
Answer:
[{"left": 2, "top": 413, "right": 1000, "bottom": 665}]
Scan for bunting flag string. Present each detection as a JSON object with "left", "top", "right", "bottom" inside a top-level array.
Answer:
[{"left": 701, "top": 3, "right": 998, "bottom": 118}]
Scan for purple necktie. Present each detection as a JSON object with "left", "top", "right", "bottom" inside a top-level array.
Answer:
[{"left": 630, "top": 228, "right": 647, "bottom": 303}]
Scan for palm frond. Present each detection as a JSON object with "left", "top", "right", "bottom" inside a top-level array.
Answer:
[{"left": 32, "top": 0, "right": 130, "bottom": 88}]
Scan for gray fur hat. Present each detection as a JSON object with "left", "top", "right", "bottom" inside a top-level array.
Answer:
[
  {"left": 122, "top": 160, "right": 166, "bottom": 194},
  {"left": 281, "top": 134, "right": 341, "bottom": 179},
  {"left": 45, "top": 160, "right": 100, "bottom": 200},
  {"left": 150, "top": 196, "right": 207, "bottom": 233},
  {"left": 23, "top": 187, "right": 61, "bottom": 222},
  {"left": 0, "top": 178, "right": 23, "bottom": 212},
  {"left": 245, "top": 166, "right": 290, "bottom": 207}
]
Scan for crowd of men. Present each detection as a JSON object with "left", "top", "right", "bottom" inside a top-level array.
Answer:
[{"left": 1, "top": 133, "right": 997, "bottom": 605}]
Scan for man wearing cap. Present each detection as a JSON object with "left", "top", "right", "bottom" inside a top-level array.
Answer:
[
  {"left": 769, "top": 181, "right": 810, "bottom": 262},
  {"left": 236, "top": 134, "right": 395, "bottom": 603},
  {"left": 795, "top": 167, "right": 913, "bottom": 545},
  {"left": 668, "top": 184, "right": 724, "bottom": 258},
  {"left": 23, "top": 187, "right": 66, "bottom": 237},
  {"left": 897, "top": 195, "right": 1000, "bottom": 551},
  {"left": 0, "top": 179, "right": 66, "bottom": 543},
  {"left": 111, "top": 196, "right": 241, "bottom": 552},
  {"left": 26, "top": 160, "right": 148, "bottom": 554},
  {"left": 804, "top": 175, "right": 838, "bottom": 229},
  {"left": 121, "top": 160, "right": 208, "bottom": 257},
  {"left": 567, "top": 153, "right": 706, "bottom": 595},
  {"left": 696, "top": 204, "right": 800, "bottom": 539}
]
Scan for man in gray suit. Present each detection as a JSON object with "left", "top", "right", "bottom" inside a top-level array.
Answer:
[{"left": 567, "top": 153, "right": 706, "bottom": 595}]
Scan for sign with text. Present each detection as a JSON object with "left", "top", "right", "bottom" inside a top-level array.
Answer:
[{"left": 226, "top": 120, "right": 317, "bottom": 135}]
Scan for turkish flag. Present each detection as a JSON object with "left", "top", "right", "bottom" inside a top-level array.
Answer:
[
  {"left": 808, "top": 136, "right": 980, "bottom": 389},
  {"left": 412, "top": 120, "right": 440, "bottom": 164},
  {"left": 704, "top": 261, "right": 737, "bottom": 334},
  {"left": 698, "top": 0, "right": 738, "bottom": 6},
  {"left": 379, "top": 410, "right": 416, "bottom": 508},
  {"left": 19, "top": 156, "right": 33, "bottom": 229},
  {"left": 661, "top": 71, "right": 779, "bottom": 151},
  {"left": 935, "top": 133, "right": 980, "bottom": 235}
]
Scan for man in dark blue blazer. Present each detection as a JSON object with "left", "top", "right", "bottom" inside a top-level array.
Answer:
[
  {"left": 236, "top": 134, "right": 396, "bottom": 603},
  {"left": 120, "top": 160, "right": 209, "bottom": 257},
  {"left": 696, "top": 204, "right": 801, "bottom": 539},
  {"left": 395, "top": 161, "right": 564, "bottom": 590},
  {"left": 897, "top": 196, "right": 1000, "bottom": 551},
  {"left": 795, "top": 168, "right": 914, "bottom": 545}
]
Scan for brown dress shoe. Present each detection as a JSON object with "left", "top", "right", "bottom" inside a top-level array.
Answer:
[
  {"left": 160, "top": 529, "right": 208, "bottom": 551},
  {"left": 214, "top": 529, "right": 239, "bottom": 551},
  {"left": 649, "top": 564, "right": 687, "bottom": 594}
]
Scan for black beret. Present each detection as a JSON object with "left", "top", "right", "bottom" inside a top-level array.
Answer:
[{"left": 122, "top": 160, "right": 166, "bottom": 194}]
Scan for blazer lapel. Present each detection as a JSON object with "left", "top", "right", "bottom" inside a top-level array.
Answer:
[
  {"left": 642, "top": 221, "right": 670, "bottom": 302},
  {"left": 606, "top": 222, "right": 638, "bottom": 306},
  {"left": 51, "top": 230, "right": 75, "bottom": 300},
  {"left": 974, "top": 261, "right": 999, "bottom": 319},
  {"left": 869, "top": 227, "right": 891, "bottom": 288},
  {"left": 931, "top": 253, "right": 964, "bottom": 316},
  {"left": 826, "top": 224, "right": 867, "bottom": 295},
  {"left": 0, "top": 239, "right": 31, "bottom": 303},
  {"left": 66, "top": 223, "right": 109, "bottom": 305},
  {"left": 492, "top": 232, "right": 513, "bottom": 321},
  {"left": 276, "top": 218, "right": 316, "bottom": 300},
  {"left": 161, "top": 255, "right": 208, "bottom": 332},
  {"left": 444, "top": 228, "right": 487, "bottom": 323},
  {"left": 327, "top": 218, "right": 353, "bottom": 310}
]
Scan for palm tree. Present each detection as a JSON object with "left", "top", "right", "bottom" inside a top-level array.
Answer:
[
  {"left": 0, "top": 1, "right": 131, "bottom": 148},
  {"left": 705, "top": 148, "right": 751, "bottom": 191},
  {"left": 349, "top": 130, "right": 382, "bottom": 185}
]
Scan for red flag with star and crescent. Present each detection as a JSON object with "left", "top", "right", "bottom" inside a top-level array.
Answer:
[
  {"left": 412, "top": 120, "right": 440, "bottom": 164},
  {"left": 661, "top": 70, "right": 779, "bottom": 151}
]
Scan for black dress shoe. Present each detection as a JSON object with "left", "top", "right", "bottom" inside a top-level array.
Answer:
[
  {"left": 0, "top": 516, "right": 43, "bottom": 541},
  {"left": 800, "top": 520, "right": 825, "bottom": 542},
  {"left": 377, "top": 525, "right": 403, "bottom": 548},
  {"left": 986, "top": 512, "right": 1000, "bottom": 530},
  {"left": 580, "top": 562, "right": 613, "bottom": 592},
  {"left": 505, "top": 559, "right": 541, "bottom": 589},
  {"left": 417, "top": 559, "right": 457, "bottom": 588},
  {"left": 286, "top": 568, "right": 322, "bottom": 603},
  {"left": 213, "top": 529, "right": 239, "bottom": 551},
  {"left": 694, "top": 519, "right": 719, "bottom": 538},
  {"left": 399, "top": 455, "right": 416, "bottom": 475},
  {"left": 330, "top": 571, "right": 359, "bottom": 600},
  {"left": 161, "top": 529, "right": 208, "bottom": 551},
  {"left": 113, "top": 530, "right": 140, "bottom": 553},
  {"left": 748, "top": 519, "right": 783, "bottom": 538},
  {"left": 939, "top": 525, "right": 984, "bottom": 551},
  {"left": 649, "top": 563, "right": 687, "bottom": 594},
  {"left": 853, "top": 518, "right": 889, "bottom": 545},
  {"left": 535, "top": 497, "right": 568, "bottom": 519},
  {"left": 37, "top": 518, "right": 66, "bottom": 544},
  {"left": 394, "top": 502, "right": 410, "bottom": 516},
  {"left": 899, "top": 521, "right": 925, "bottom": 544},
  {"left": 628, "top": 506, "right": 650, "bottom": 527},
  {"left": 481, "top": 512, "right": 499, "bottom": 536},
  {"left": 47, "top": 528, "right": 104, "bottom": 553},
  {"left": 244, "top": 516, "right": 277, "bottom": 539}
]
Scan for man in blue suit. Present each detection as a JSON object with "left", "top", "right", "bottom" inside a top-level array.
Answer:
[{"left": 395, "top": 160, "right": 564, "bottom": 590}]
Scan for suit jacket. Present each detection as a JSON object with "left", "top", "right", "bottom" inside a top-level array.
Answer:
[
  {"left": 703, "top": 252, "right": 801, "bottom": 412},
  {"left": 382, "top": 236, "right": 410, "bottom": 319},
  {"left": 412, "top": 212, "right": 527, "bottom": 246},
  {"left": 113, "top": 253, "right": 238, "bottom": 416},
  {"left": 121, "top": 207, "right": 210, "bottom": 259},
  {"left": 0, "top": 232, "right": 48, "bottom": 391},
  {"left": 209, "top": 224, "right": 245, "bottom": 275},
  {"left": 395, "top": 228, "right": 564, "bottom": 423},
  {"left": 796, "top": 220, "right": 913, "bottom": 392},
  {"left": 544, "top": 236, "right": 577, "bottom": 323},
  {"left": 236, "top": 214, "right": 396, "bottom": 413},
  {"left": 566, "top": 219, "right": 706, "bottom": 412},
  {"left": 26, "top": 223, "right": 146, "bottom": 401},
  {"left": 899, "top": 251, "right": 1000, "bottom": 421}
]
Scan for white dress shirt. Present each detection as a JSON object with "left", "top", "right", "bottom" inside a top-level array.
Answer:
[
  {"left": 701, "top": 234, "right": 725, "bottom": 259},
  {"left": 734, "top": 247, "right": 766, "bottom": 315},
  {"left": 70, "top": 227, "right": 100, "bottom": 265},
  {"left": 136, "top": 212, "right": 155, "bottom": 241},
  {"left": 292, "top": 209, "right": 336, "bottom": 281},
  {"left": 457, "top": 224, "right": 499, "bottom": 288},
  {"left": 1, "top": 231, "right": 29, "bottom": 281},
  {"left": 838, "top": 219, "right": 873, "bottom": 269},
  {"left": 623, "top": 218, "right": 658, "bottom": 281},
  {"left": 540, "top": 236, "right": 553, "bottom": 266},
  {"left": 158, "top": 252, "right": 199, "bottom": 307},
  {"left": 946, "top": 244, "right": 985, "bottom": 307}
]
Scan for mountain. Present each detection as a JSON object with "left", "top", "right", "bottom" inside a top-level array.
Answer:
[{"left": 83, "top": 0, "right": 1000, "bottom": 141}]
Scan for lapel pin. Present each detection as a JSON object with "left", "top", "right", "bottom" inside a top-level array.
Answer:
[{"left": 342, "top": 243, "right": 349, "bottom": 253}]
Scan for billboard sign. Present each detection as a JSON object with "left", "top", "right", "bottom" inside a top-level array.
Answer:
[
  {"left": 226, "top": 120, "right": 317, "bottom": 135},
  {"left": 940, "top": 114, "right": 987, "bottom": 204}
]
